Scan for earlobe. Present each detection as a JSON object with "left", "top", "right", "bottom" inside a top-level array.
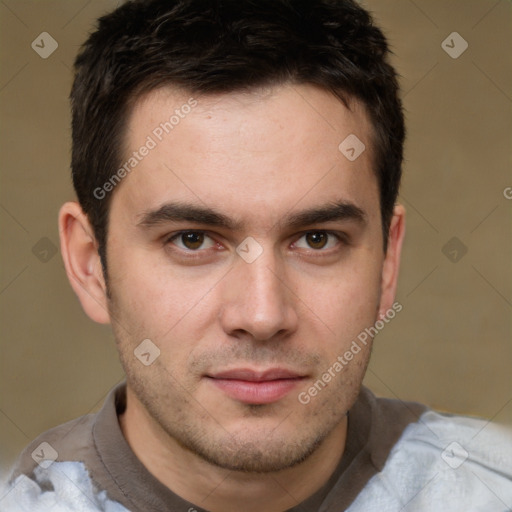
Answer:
[
  {"left": 378, "top": 204, "right": 406, "bottom": 319},
  {"left": 58, "top": 202, "right": 111, "bottom": 324}
]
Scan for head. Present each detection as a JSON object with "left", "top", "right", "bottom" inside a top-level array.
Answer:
[{"left": 60, "top": 0, "right": 406, "bottom": 473}]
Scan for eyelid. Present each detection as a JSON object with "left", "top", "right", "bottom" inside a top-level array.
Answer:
[
  {"left": 292, "top": 230, "right": 347, "bottom": 251},
  {"left": 164, "top": 229, "right": 348, "bottom": 256},
  {"left": 165, "top": 230, "right": 217, "bottom": 250}
]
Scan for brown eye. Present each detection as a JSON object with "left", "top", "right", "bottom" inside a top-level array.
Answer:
[
  {"left": 183, "top": 232, "right": 204, "bottom": 250},
  {"left": 294, "top": 231, "right": 341, "bottom": 251},
  {"left": 305, "top": 232, "right": 328, "bottom": 249},
  {"left": 170, "top": 231, "right": 215, "bottom": 251}
]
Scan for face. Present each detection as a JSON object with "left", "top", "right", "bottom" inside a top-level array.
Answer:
[{"left": 104, "top": 84, "right": 393, "bottom": 473}]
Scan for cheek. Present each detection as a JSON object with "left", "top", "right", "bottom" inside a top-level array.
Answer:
[
  {"left": 299, "top": 258, "right": 382, "bottom": 332},
  {"left": 305, "top": 286, "right": 380, "bottom": 375},
  {"left": 106, "top": 247, "right": 226, "bottom": 363},
  {"left": 109, "top": 247, "right": 192, "bottom": 310}
]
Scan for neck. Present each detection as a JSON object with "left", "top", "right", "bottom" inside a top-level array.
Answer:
[{"left": 119, "top": 386, "right": 347, "bottom": 512}]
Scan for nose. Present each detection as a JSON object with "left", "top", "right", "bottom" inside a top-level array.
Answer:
[{"left": 219, "top": 248, "right": 298, "bottom": 342}]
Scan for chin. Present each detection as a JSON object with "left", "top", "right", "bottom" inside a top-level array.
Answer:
[{"left": 185, "top": 430, "right": 326, "bottom": 474}]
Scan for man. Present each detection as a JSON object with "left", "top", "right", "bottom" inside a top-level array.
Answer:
[{"left": 4, "top": 0, "right": 512, "bottom": 511}]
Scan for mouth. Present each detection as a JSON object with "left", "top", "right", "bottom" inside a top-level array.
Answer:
[{"left": 204, "top": 368, "right": 307, "bottom": 405}]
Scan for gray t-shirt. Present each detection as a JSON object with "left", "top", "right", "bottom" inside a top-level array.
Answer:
[
  {"left": 8, "top": 383, "right": 512, "bottom": 511},
  {"left": 6, "top": 383, "right": 426, "bottom": 511}
]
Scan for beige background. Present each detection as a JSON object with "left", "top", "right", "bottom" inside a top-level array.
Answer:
[{"left": 1, "top": 0, "right": 511, "bottom": 476}]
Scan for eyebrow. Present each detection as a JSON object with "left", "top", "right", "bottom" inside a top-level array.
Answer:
[
  {"left": 136, "top": 200, "right": 366, "bottom": 231},
  {"left": 137, "top": 202, "right": 243, "bottom": 230},
  {"left": 285, "top": 201, "right": 366, "bottom": 229}
]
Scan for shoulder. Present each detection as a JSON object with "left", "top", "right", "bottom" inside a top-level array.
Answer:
[
  {"left": 7, "top": 413, "right": 97, "bottom": 482},
  {"left": 7, "top": 383, "right": 125, "bottom": 484},
  {"left": 3, "top": 384, "right": 131, "bottom": 511},
  {"left": 349, "top": 407, "right": 512, "bottom": 511},
  {"left": 2, "top": 460, "right": 129, "bottom": 512}
]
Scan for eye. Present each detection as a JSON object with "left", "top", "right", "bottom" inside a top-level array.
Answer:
[
  {"left": 294, "top": 231, "right": 341, "bottom": 250},
  {"left": 168, "top": 231, "right": 216, "bottom": 251}
]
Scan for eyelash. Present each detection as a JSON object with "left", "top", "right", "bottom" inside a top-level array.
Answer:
[{"left": 164, "top": 230, "right": 347, "bottom": 259}]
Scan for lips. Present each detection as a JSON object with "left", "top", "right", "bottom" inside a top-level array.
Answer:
[{"left": 205, "top": 368, "right": 306, "bottom": 405}]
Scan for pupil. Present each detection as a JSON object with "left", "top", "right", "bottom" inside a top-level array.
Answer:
[
  {"left": 307, "top": 232, "right": 327, "bottom": 249},
  {"left": 183, "top": 232, "right": 204, "bottom": 249}
]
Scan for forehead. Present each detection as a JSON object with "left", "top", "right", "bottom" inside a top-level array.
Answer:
[{"left": 111, "top": 83, "right": 379, "bottom": 231}]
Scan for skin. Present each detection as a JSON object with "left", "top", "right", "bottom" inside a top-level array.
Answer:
[{"left": 59, "top": 84, "right": 405, "bottom": 512}]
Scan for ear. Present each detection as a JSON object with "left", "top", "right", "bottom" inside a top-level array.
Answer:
[
  {"left": 58, "top": 202, "right": 111, "bottom": 324},
  {"left": 378, "top": 203, "right": 405, "bottom": 319}
]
